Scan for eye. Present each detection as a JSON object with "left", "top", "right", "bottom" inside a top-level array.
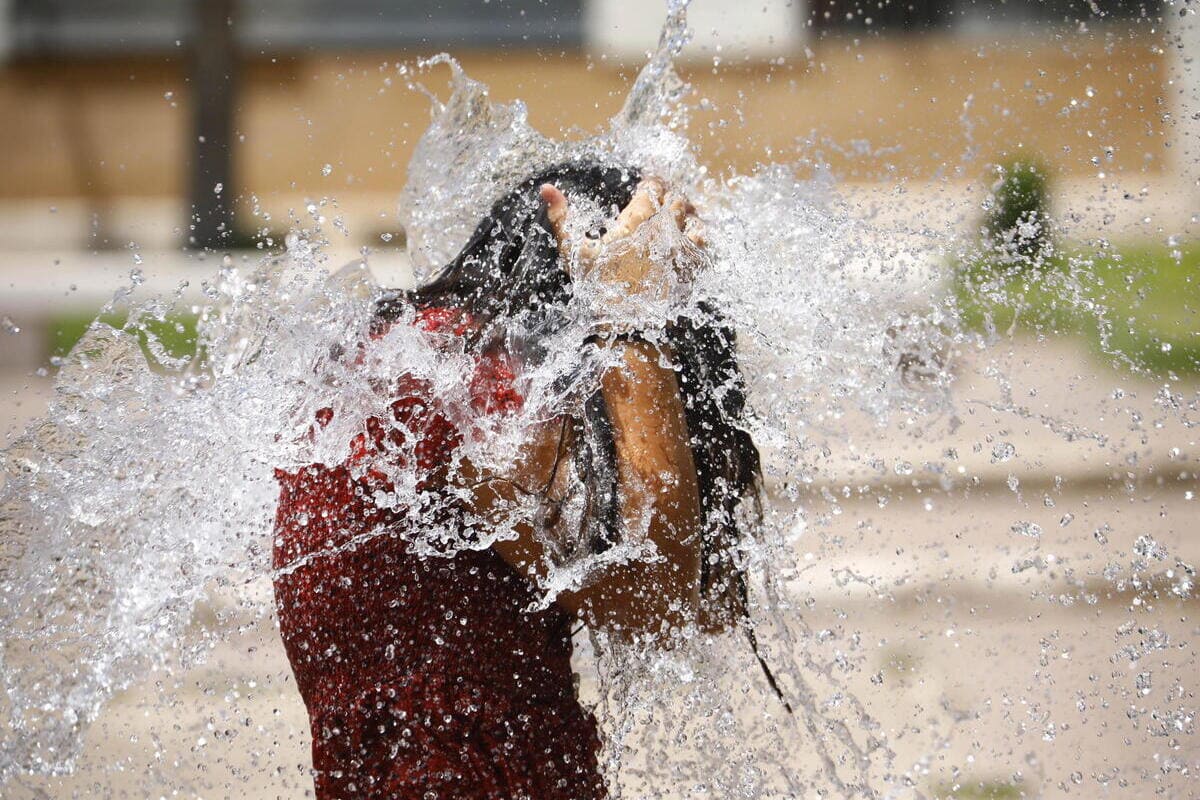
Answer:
[{"left": 585, "top": 226, "right": 607, "bottom": 240}]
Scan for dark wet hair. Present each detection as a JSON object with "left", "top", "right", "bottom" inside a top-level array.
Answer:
[
  {"left": 377, "top": 162, "right": 638, "bottom": 342},
  {"left": 377, "top": 161, "right": 786, "bottom": 708}
]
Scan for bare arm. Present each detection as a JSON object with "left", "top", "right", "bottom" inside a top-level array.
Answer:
[
  {"left": 486, "top": 338, "right": 702, "bottom": 638},
  {"left": 475, "top": 179, "right": 706, "bottom": 641}
]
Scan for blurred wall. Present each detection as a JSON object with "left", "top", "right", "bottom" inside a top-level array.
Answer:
[
  {"left": 587, "top": 0, "right": 805, "bottom": 59},
  {"left": 0, "top": 28, "right": 1168, "bottom": 206},
  {"left": 1173, "top": 5, "right": 1199, "bottom": 203},
  {"left": 0, "top": 0, "right": 11, "bottom": 62}
]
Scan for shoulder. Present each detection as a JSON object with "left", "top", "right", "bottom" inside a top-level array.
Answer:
[
  {"left": 369, "top": 299, "right": 473, "bottom": 340},
  {"left": 414, "top": 306, "right": 474, "bottom": 336}
]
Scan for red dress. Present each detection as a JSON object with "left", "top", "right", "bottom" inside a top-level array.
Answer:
[{"left": 272, "top": 307, "right": 607, "bottom": 799}]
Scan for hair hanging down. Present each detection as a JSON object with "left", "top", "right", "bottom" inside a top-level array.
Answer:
[
  {"left": 377, "top": 162, "right": 640, "bottom": 341},
  {"left": 376, "top": 161, "right": 787, "bottom": 709}
]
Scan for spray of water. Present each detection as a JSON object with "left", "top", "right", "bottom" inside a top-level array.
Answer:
[{"left": 2, "top": 1, "right": 1195, "bottom": 797}]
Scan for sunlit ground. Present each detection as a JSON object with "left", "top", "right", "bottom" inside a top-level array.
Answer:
[
  {"left": 1, "top": 13, "right": 1198, "bottom": 796},
  {"left": 3, "top": 262, "right": 1196, "bottom": 797}
]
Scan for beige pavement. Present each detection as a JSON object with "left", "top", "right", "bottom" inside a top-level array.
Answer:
[
  {"left": 2, "top": 326, "right": 1197, "bottom": 797},
  {"left": 9, "top": 536, "right": 1195, "bottom": 799},
  {"left": 1, "top": 228, "right": 1198, "bottom": 797}
]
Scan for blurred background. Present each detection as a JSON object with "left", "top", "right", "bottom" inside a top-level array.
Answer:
[
  {"left": 2, "top": 1, "right": 1198, "bottom": 798},
  {"left": 0, "top": 0, "right": 1195, "bottom": 387}
]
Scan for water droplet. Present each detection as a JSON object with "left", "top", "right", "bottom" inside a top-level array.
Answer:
[
  {"left": 1133, "top": 534, "right": 1167, "bottom": 561},
  {"left": 322, "top": 163, "right": 333, "bottom": 177},
  {"left": 1011, "top": 521, "right": 1042, "bottom": 538},
  {"left": 2, "top": 315, "right": 20, "bottom": 334},
  {"left": 991, "top": 441, "right": 1016, "bottom": 462}
]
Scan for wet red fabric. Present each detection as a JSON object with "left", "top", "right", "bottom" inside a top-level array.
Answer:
[{"left": 272, "top": 308, "right": 606, "bottom": 799}]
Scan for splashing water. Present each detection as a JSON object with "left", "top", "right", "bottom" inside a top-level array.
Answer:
[{"left": 3, "top": 2, "right": 1197, "bottom": 798}]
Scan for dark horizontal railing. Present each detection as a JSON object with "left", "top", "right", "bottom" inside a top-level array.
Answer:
[{"left": 10, "top": 0, "right": 584, "bottom": 56}]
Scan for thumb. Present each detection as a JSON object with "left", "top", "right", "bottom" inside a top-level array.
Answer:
[{"left": 539, "top": 183, "right": 569, "bottom": 248}]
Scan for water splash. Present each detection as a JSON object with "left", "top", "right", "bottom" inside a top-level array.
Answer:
[
  {"left": 0, "top": 9, "right": 951, "bottom": 796},
  {"left": 3, "top": 2, "right": 1197, "bottom": 797}
]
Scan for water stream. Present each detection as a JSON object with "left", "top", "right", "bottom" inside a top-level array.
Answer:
[{"left": 1, "top": 2, "right": 1196, "bottom": 797}]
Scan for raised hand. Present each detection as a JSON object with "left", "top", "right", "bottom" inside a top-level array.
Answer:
[{"left": 539, "top": 178, "right": 705, "bottom": 295}]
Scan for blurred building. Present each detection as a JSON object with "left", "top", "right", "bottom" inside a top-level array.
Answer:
[
  {"left": 3, "top": 0, "right": 1164, "bottom": 52},
  {"left": 0, "top": 0, "right": 1179, "bottom": 249}
]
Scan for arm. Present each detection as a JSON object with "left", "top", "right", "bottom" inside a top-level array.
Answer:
[
  {"left": 475, "top": 180, "right": 706, "bottom": 641},
  {"left": 488, "top": 337, "right": 702, "bottom": 638}
]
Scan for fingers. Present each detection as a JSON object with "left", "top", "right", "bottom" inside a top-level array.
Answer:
[
  {"left": 664, "top": 191, "right": 707, "bottom": 249},
  {"left": 666, "top": 194, "right": 690, "bottom": 232},
  {"left": 539, "top": 183, "right": 570, "bottom": 249},
  {"left": 610, "top": 180, "right": 706, "bottom": 251},
  {"left": 541, "top": 182, "right": 601, "bottom": 270},
  {"left": 541, "top": 178, "right": 706, "bottom": 279},
  {"left": 604, "top": 177, "right": 667, "bottom": 243}
]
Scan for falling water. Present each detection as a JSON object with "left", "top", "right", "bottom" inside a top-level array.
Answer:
[{"left": 2, "top": 1, "right": 1197, "bottom": 797}]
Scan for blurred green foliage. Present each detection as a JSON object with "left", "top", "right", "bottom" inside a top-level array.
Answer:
[
  {"left": 982, "top": 159, "right": 1052, "bottom": 264},
  {"left": 953, "top": 242, "right": 1200, "bottom": 375},
  {"left": 51, "top": 312, "right": 199, "bottom": 362},
  {"left": 46, "top": 240, "right": 1198, "bottom": 380},
  {"left": 933, "top": 781, "right": 1024, "bottom": 800}
]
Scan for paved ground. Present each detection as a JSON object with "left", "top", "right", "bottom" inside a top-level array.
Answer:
[
  {"left": 3, "top": 327, "right": 1196, "bottom": 798},
  {"left": 9, "top": 590, "right": 1195, "bottom": 799},
  {"left": 1, "top": 227, "right": 1197, "bottom": 797}
]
